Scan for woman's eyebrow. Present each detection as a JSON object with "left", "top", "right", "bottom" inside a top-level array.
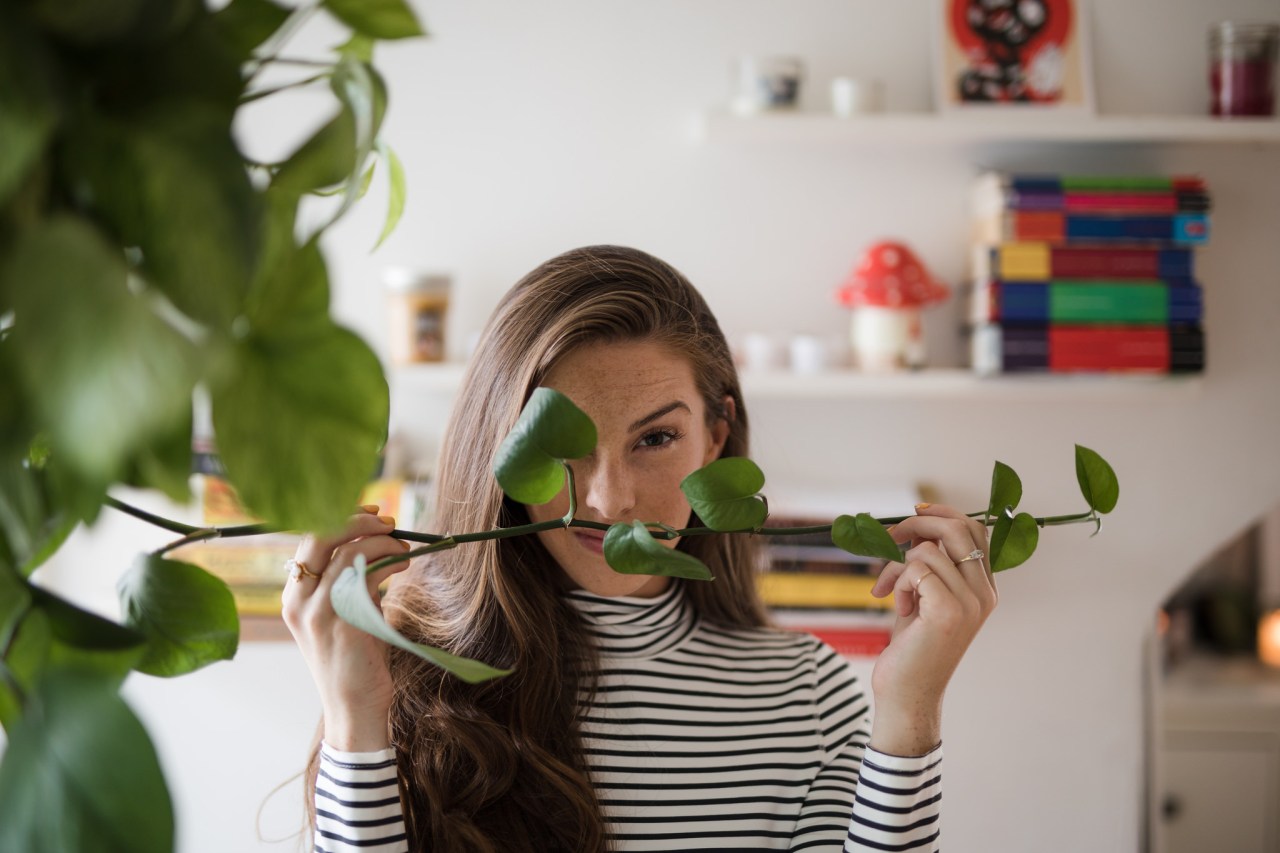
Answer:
[{"left": 628, "top": 400, "right": 691, "bottom": 432}]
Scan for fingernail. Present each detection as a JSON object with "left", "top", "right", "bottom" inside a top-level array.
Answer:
[
  {"left": 885, "top": 524, "right": 897, "bottom": 533},
  {"left": 378, "top": 515, "right": 396, "bottom": 526},
  {"left": 362, "top": 504, "right": 380, "bottom": 513},
  {"left": 400, "top": 539, "right": 412, "bottom": 550},
  {"left": 915, "top": 503, "right": 932, "bottom": 511}
]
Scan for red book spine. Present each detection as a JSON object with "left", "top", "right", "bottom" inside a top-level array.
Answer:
[
  {"left": 1049, "top": 327, "right": 1170, "bottom": 371},
  {"left": 1064, "top": 193, "right": 1179, "bottom": 213},
  {"left": 802, "top": 627, "right": 892, "bottom": 658},
  {"left": 1049, "top": 247, "right": 1161, "bottom": 277},
  {"left": 1013, "top": 211, "right": 1064, "bottom": 241}
]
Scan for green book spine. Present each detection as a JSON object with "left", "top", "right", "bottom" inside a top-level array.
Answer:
[
  {"left": 1059, "top": 176, "right": 1176, "bottom": 191},
  {"left": 1049, "top": 282, "right": 1169, "bottom": 324}
]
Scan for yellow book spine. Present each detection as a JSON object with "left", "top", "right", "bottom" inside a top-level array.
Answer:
[
  {"left": 756, "top": 572, "right": 891, "bottom": 611},
  {"left": 230, "top": 585, "right": 286, "bottom": 617},
  {"left": 998, "top": 242, "right": 1051, "bottom": 280}
]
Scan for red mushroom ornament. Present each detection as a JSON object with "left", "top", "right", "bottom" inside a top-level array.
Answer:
[{"left": 835, "top": 241, "right": 950, "bottom": 372}]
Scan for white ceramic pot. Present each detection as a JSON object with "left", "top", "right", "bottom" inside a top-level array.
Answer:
[{"left": 849, "top": 306, "right": 923, "bottom": 372}]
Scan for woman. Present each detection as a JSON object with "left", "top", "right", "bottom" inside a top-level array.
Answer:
[{"left": 284, "top": 246, "right": 997, "bottom": 852}]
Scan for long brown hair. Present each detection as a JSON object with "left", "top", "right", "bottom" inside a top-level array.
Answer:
[{"left": 313, "top": 246, "right": 770, "bottom": 851}]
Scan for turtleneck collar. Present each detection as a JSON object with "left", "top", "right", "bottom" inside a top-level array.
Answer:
[{"left": 563, "top": 580, "right": 697, "bottom": 658}]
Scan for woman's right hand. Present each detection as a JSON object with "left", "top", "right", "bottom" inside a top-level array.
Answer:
[{"left": 282, "top": 506, "right": 414, "bottom": 752}]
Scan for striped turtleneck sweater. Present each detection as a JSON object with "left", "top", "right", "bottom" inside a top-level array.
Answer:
[{"left": 314, "top": 581, "right": 942, "bottom": 852}]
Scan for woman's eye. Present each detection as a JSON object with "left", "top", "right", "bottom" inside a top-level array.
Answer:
[{"left": 637, "top": 429, "right": 679, "bottom": 449}]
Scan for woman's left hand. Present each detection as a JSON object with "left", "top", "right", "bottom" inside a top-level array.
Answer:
[{"left": 866, "top": 503, "right": 998, "bottom": 756}]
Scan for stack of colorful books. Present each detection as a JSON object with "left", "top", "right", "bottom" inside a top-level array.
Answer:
[
  {"left": 758, "top": 510, "right": 894, "bottom": 658},
  {"left": 969, "top": 173, "right": 1209, "bottom": 375}
]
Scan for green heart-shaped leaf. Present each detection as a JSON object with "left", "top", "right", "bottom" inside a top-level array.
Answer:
[
  {"left": 1075, "top": 444, "right": 1119, "bottom": 514},
  {"left": 987, "top": 460, "right": 1022, "bottom": 519},
  {"left": 681, "top": 457, "right": 767, "bottom": 532},
  {"left": 831, "top": 513, "right": 905, "bottom": 563},
  {"left": 210, "top": 0, "right": 290, "bottom": 62},
  {"left": 1, "top": 217, "right": 201, "bottom": 488},
  {"left": 61, "top": 106, "right": 261, "bottom": 329},
  {"left": 117, "top": 554, "right": 240, "bottom": 677},
  {"left": 0, "top": 14, "right": 58, "bottom": 208},
  {"left": 28, "top": 587, "right": 146, "bottom": 683},
  {"left": 331, "top": 555, "right": 510, "bottom": 684},
  {"left": 990, "top": 512, "right": 1040, "bottom": 572},
  {"left": 272, "top": 105, "right": 357, "bottom": 197},
  {"left": 0, "top": 608, "right": 51, "bottom": 729},
  {"left": 337, "top": 33, "right": 376, "bottom": 62},
  {"left": 211, "top": 323, "right": 389, "bottom": 534},
  {"left": 122, "top": 406, "right": 194, "bottom": 505},
  {"left": 0, "top": 445, "right": 78, "bottom": 578},
  {"left": 0, "top": 668, "right": 174, "bottom": 853},
  {"left": 322, "top": 0, "right": 425, "bottom": 39},
  {"left": 242, "top": 192, "right": 331, "bottom": 338},
  {"left": 603, "top": 521, "right": 713, "bottom": 581},
  {"left": 493, "top": 388, "right": 597, "bottom": 505},
  {"left": 318, "top": 57, "right": 386, "bottom": 230},
  {"left": 371, "top": 141, "right": 406, "bottom": 250},
  {"left": 0, "top": 566, "right": 31, "bottom": 655}
]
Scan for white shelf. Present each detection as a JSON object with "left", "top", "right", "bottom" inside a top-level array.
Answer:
[
  {"left": 691, "top": 110, "right": 1280, "bottom": 146},
  {"left": 394, "top": 363, "right": 1203, "bottom": 402},
  {"left": 390, "top": 361, "right": 469, "bottom": 392},
  {"left": 739, "top": 368, "right": 1202, "bottom": 401}
]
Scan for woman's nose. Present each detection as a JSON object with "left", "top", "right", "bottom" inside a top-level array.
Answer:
[{"left": 580, "top": 456, "right": 635, "bottom": 521}]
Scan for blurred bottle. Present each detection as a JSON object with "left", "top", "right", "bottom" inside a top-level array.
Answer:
[
  {"left": 1209, "top": 22, "right": 1279, "bottom": 117},
  {"left": 385, "top": 267, "right": 451, "bottom": 364}
]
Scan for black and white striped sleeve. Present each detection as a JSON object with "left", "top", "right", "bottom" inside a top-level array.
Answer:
[
  {"left": 793, "top": 640, "right": 942, "bottom": 852},
  {"left": 313, "top": 744, "right": 409, "bottom": 853},
  {"left": 846, "top": 745, "right": 942, "bottom": 852}
]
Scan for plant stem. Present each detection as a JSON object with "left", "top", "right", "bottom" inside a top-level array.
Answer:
[
  {"left": 108, "top": 495, "right": 1100, "bottom": 566},
  {"left": 243, "top": 2, "right": 321, "bottom": 86},
  {"left": 660, "top": 510, "right": 1100, "bottom": 541},
  {"left": 240, "top": 72, "right": 329, "bottom": 105},
  {"left": 155, "top": 529, "right": 222, "bottom": 557},
  {"left": 450, "top": 518, "right": 565, "bottom": 544},
  {"left": 562, "top": 463, "right": 578, "bottom": 526},
  {"left": 107, "top": 497, "right": 446, "bottom": 544},
  {"left": 1037, "top": 511, "right": 1096, "bottom": 526},
  {"left": 257, "top": 56, "right": 333, "bottom": 68},
  {"left": 365, "top": 536, "right": 461, "bottom": 574},
  {"left": 106, "top": 497, "right": 201, "bottom": 535}
]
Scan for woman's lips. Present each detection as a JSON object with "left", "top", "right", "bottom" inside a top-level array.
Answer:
[{"left": 573, "top": 530, "right": 606, "bottom": 554}]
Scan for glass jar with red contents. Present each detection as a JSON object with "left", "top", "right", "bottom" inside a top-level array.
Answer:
[{"left": 1209, "top": 22, "right": 1280, "bottom": 117}]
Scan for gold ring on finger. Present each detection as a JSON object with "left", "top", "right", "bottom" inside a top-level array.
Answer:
[
  {"left": 955, "top": 548, "right": 985, "bottom": 565},
  {"left": 285, "top": 558, "right": 321, "bottom": 581},
  {"left": 913, "top": 570, "right": 935, "bottom": 592}
]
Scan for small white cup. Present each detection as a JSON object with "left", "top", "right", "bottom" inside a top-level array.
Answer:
[
  {"left": 789, "top": 335, "right": 831, "bottom": 374},
  {"left": 831, "top": 77, "right": 885, "bottom": 117},
  {"left": 740, "top": 333, "right": 789, "bottom": 371}
]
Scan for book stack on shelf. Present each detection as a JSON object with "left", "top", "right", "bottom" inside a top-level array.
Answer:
[
  {"left": 179, "top": 440, "right": 423, "bottom": 622},
  {"left": 760, "top": 516, "right": 893, "bottom": 658},
  {"left": 968, "top": 173, "right": 1210, "bottom": 376},
  {"left": 754, "top": 485, "right": 919, "bottom": 658}
]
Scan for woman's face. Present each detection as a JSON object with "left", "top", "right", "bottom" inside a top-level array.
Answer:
[{"left": 525, "top": 339, "right": 730, "bottom": 598}]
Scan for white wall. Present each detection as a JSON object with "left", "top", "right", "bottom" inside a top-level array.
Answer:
[{"left": 35, "top": 1, "right": 1280, "bottom": 851}]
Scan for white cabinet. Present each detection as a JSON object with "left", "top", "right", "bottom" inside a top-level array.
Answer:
[{"left": 1159, "top": 656, "right": 1280, "bottom": 853}]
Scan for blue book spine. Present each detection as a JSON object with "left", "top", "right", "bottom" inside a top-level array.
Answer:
[
  {"left": 1168, "top": 285, "right": 1203, "bottom": 324},
  {"left": 1172, "top": 214, "right": 1210, "bottom": 244},
  {"left": 998, "top": 283, "right": 1049, "bottom": 321},
  {"left": 1158, "top": 250, "right": 1194, "bottom": 279},
  {"left": 1064, "top": 214, "right": 1210, "bottom": 245}
]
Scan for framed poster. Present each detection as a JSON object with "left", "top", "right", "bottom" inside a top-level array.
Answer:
[{"left": 935, "top": 0, "right": 1095, "bottom": 112}]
